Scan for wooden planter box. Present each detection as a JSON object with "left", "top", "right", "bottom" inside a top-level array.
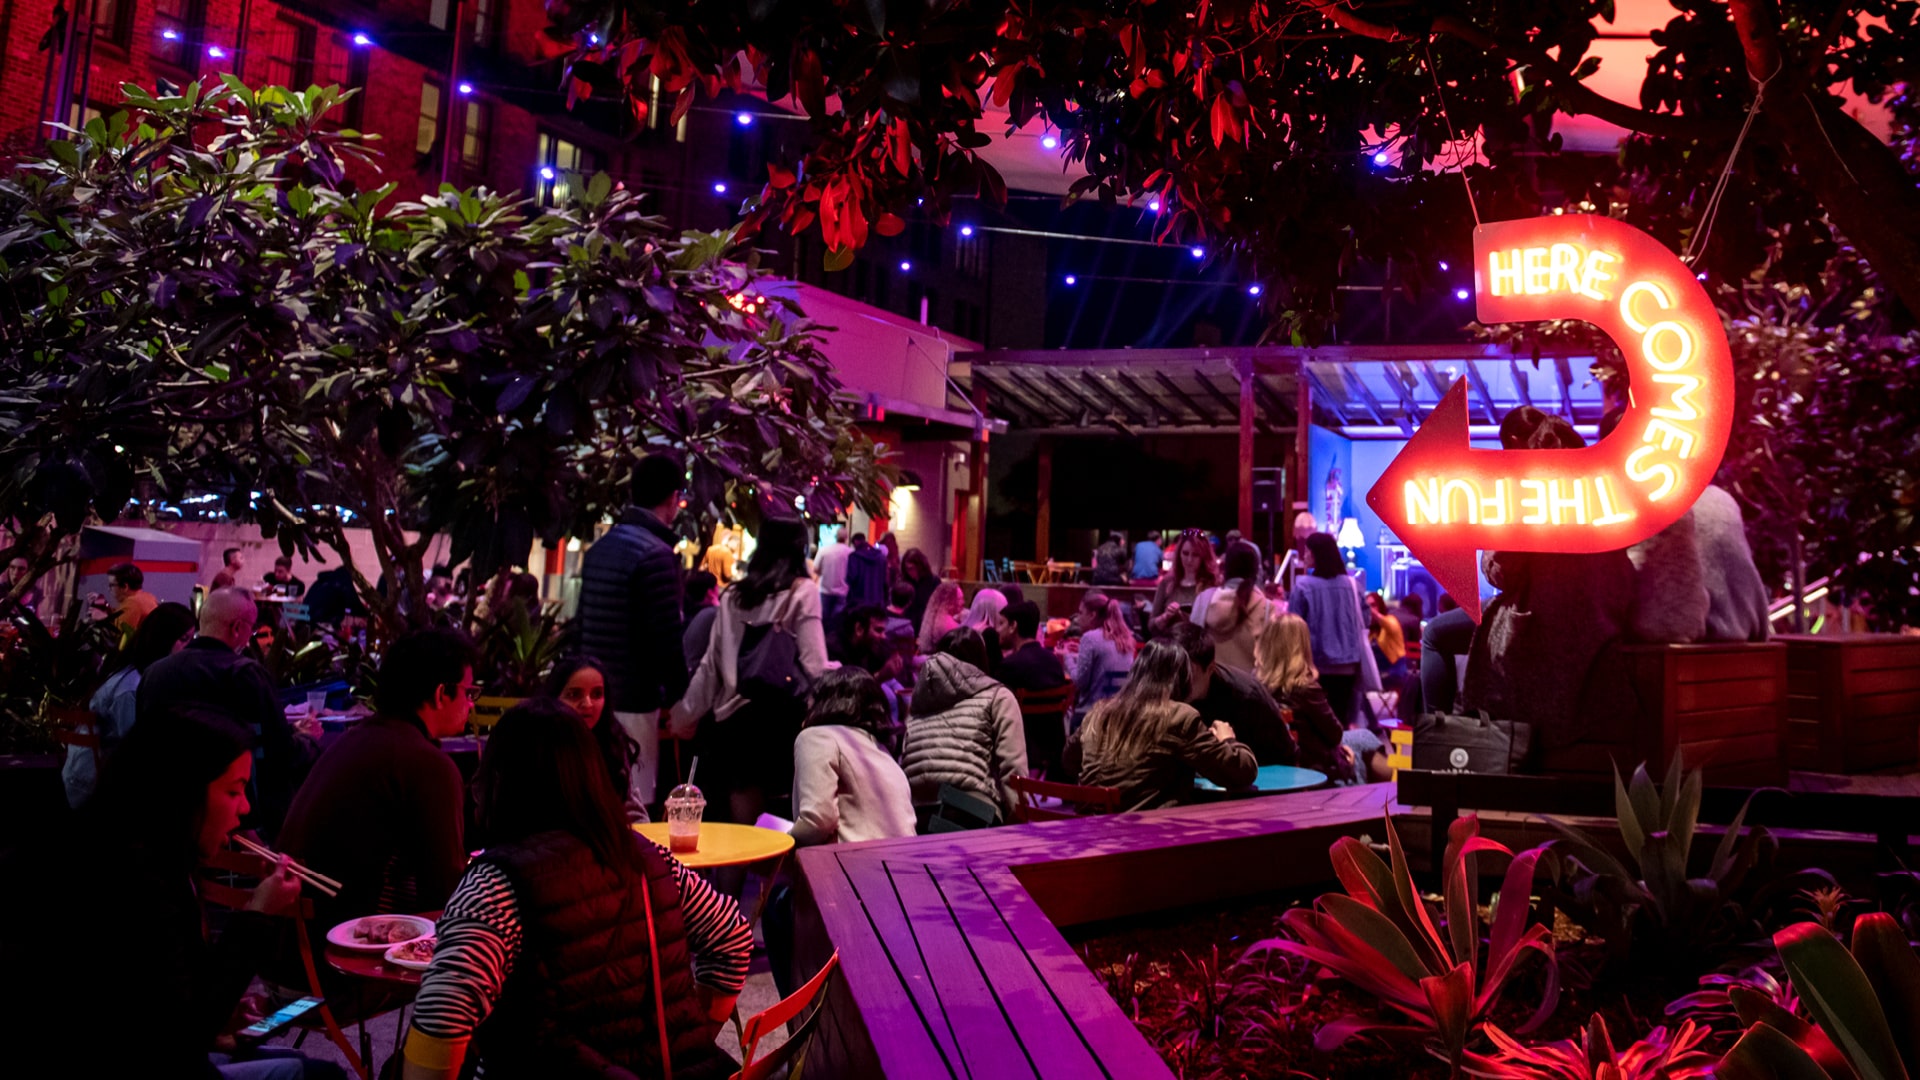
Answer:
[
  {"left": 1779, "top": 634, "right": 1920, "bottom": 773},
  {"left": 1541, "top": 642, "right": 1788, "bottom": 786}
]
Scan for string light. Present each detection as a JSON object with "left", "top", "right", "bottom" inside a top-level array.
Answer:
[
  {"left": 1439, "top": 260, "right": 1450, "bottom": 271},
  {"left": 539, "top": 166, "right": 555, "bottom": 180},
  {"left": 351, "top": 32, "right": 373, "bottom": 46},
  {"left": 735, "top": 112, "right": 754, "bottom": 126},
  {"left": 1247, "top": 284, "right": 1263, "bottom": 296},
  {"left": 1064, "top": 274, "right": 1077, "bottom": 285},
  {"left": 1454, "top": 288, "right": 1471, "bottom": 301},
  {"left": 1372, "top": 151, "right": 1390, "bottom": 166},
  {"left": 899, "top": 260, "right": 912, "bottom": 272},
  {"left": 959, "top": 225, "right": 974, "bottom": 237},
  {"left": 712, "top": 181, "right": 727, "bottom": 194},
  {"left": 457, "top": 82, "right": 474, "bottom": 95},
  {"left": 207, "top": 45, "right": 226, "bottom": 58},
  {"left": 1041, "top": 134, "right": 1059, "bottom": 150},
  {"left": 1189, "top": 246, "right": 1205, "bottom": 259},
  {"left": 1147, "top": 199, "right": 1161, "bottom": 213},
  {"left": 161, "top": 28, "right": 179, "bottom": 40}
]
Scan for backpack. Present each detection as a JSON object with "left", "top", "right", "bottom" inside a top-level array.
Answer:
[{"left": 737, "top": 589, "right": 811, "bottom": 704}]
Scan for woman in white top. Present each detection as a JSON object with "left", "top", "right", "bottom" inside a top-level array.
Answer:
[
  {"left": 790, "top": 667, "right": 916, "bottom": 846},
  {"left": 1204, "top": 541, "right": 1273, "bottom": 674},
  {"left": 672, "top": 516, "right": 829, "bottom": 830}
]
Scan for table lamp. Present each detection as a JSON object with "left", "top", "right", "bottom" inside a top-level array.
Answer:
[{"left": 1337, "top": 517, "right": 1364, "bottom": 567}]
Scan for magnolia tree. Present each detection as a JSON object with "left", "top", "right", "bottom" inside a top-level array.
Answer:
[{"left": 0, "top": 79, "right": 892, "bottom": 633}]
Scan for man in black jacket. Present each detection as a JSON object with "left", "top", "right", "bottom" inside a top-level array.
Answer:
[
  {"left": 578, "top": 454, "right": 689, "bottom": 813},
  {"left": 1164, "top": 622, "right": 1298, "bottom": 766},
  {"left": 137, "top": 587, "right": 319, "bottom": 837}
]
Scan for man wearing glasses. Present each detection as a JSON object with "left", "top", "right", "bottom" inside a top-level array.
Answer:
[
  {"left": 137, "top": 587, "right": 320, "bottom": 836},
  {"left": 279, "top": 628, "right": 476, "bottom": 934}
]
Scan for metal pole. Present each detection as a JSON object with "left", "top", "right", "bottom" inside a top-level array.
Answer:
[
  {"left": 233, "top": 0, "right": 254, "bottom": 83},
  {"left": 440, "top": 0, "right": 468, "bottom": 187}
]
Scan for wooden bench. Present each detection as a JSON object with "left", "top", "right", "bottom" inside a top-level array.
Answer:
[
  {"left": 1539, "top": 641, "right": 1788, "bottom": 785},
  {"left": 793, "top": 784, "right": 1394, "bottom": 1079},
  {"left": 1779, "top": 634, "right": 1920, "bottom": 773},
  {"left": 1398, "top": 769, "right": 1919, "bottom": 883}
]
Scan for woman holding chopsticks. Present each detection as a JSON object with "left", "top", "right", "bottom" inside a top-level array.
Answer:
[{"left": 0, "top": 709, "right": 346, "bottom": 1079}]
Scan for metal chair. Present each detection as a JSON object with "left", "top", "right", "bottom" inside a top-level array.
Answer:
[
  {"left": 1007, "top": 776, "right": 1122, "bottom": 822},
  {"left": 731, "top": 952, "right": 841, "bottom": 1080}
]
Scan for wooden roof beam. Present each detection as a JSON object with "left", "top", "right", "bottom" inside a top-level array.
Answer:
[{"left": 1153, "top": 371, "right": 1228, "bottom": 426}]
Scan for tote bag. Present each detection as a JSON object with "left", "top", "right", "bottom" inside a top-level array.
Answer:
[{"left": 1348, "top": 575, "right": 1383, "bottom": 695}]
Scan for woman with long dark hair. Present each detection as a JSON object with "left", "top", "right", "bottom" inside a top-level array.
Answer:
[
  {"left": 1067, "top": 639, "right": 1256, "bottom": 811},
  {"left": 543, "top": 655, "right": 647, "bottom": 821},
  {"left": 1202, "top": 540, "right": 1272, "bottom": 674},
  {"left": 1287, "top": 532, "right": 1371, "bottom": 726},
  {"left": 899, "top": 547, "right": 937, "bottom": 630},
  {"left": 402, "top": 700, "right": 751, "bottom": 1079},
  {"left": 3, "top": 711, "right": 337, "bottom": 1079},
  {"left": 791, "top": 667, "right": 916, "bottom": 846},
  {"left": 671, "top": 516, "right": 828, "bottom": 829},
  {"left": 63, "top": 599, "right": 197, "bottom": 807}
]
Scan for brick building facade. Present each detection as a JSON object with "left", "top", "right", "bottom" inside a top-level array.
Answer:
[{"left": 3, "top": 0, "right": 1043, "bottom": 351}]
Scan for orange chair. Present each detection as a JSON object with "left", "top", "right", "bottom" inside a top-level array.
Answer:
[
  {"left": 731, "top": 951, "right": 841, "bottom": 1080},
  {"left": 199, "top": 848, "right": 370, "bottom": 1079},
  {"left": 1007, "top": 776, "right": 1122, "bottom": 822}
]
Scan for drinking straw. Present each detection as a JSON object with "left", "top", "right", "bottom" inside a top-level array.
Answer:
[{"left": 686, "top": 757, "right": 699, "bottom": 787}]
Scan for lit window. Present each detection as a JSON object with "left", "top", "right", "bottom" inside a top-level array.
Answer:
[
  {"left": 535, "top": 132, "right": 595, "bottom": 205},
  {"left": 471, "top": 0, "right": 497, "bottom": 47},
  {"left": 417, "top": 81, "right": 443, "bottom": 159},
  {"left": 429, "top": 0, "right": 450, "bottom": 30},
  {"left": 462, "top": 101, "right": 492, "bottom": 175}
]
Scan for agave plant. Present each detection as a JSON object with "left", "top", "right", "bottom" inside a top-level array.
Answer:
[
  {"left": 1250, "top": 813, "right": 1559, "bottom": 1073},
  {"left": 1464, "top": 1014, "right": 1718, "bottom": 1080},
  {"left": 1542, "top": 755, "right": 1772, "bottom": 969},
  {"left": 1717, "top": 913, "right": 1920, "bottom": 1080}
]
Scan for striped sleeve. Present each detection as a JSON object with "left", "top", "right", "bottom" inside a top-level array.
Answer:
[
  {"left": 670, "top": 858, "right": 753, "bottom": 994},
  {"left": 411, "top": 862, "right": 522, "bottom": 1041}
]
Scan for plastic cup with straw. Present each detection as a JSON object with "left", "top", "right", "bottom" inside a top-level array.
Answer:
[{"left": 666, "top": 759, "right": 704, "bottom": 854}]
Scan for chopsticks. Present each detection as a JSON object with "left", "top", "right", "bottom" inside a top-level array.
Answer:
[{"left": 234, "top": 834, "right": 342, "bottom": 898}]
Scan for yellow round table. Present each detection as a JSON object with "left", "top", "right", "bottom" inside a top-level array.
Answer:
[{"left": 633, "top": 822, "right": 795, "bottom": 869}]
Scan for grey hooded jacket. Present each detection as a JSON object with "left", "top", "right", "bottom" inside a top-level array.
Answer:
[{"left": 902, "top": 653, "right": 1028, "bottom": 818}]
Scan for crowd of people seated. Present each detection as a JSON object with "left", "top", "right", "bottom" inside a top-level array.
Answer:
[{"left": 0, "top": 415, "right": 1775, "bottom": 1073}]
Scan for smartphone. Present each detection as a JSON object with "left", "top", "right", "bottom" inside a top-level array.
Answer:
[{"left": 236, "top": 996, "right": 323, "bottom": 1041}]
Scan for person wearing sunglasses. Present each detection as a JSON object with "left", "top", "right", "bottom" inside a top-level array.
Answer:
[
  {"left": 279, "top": 628, "right": 476, "bottom": 941},
  {"left": 137, "top": 587, "right": 319, "bottom": 838}
]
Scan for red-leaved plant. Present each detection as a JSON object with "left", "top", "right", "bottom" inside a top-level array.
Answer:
[
  {"left": 1249, "top": 813, "right": 1560, "bottom": 1073},
  {"left": 1464, "top": 1015, "right": 1717, "bottom": 1080}
]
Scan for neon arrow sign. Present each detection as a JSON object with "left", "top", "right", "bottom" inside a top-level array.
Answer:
[{"left": 1364, "top": 215, "right": 1733, "bottom": 623}]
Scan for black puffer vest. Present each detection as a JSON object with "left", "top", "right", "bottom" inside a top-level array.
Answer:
[{"left": 473, "top": 831, "right": 729, "bottom": 1078}]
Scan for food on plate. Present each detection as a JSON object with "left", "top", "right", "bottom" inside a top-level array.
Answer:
[
  {"left": 352, "top": 917, "right": 421, "bottom": 945},
  {"left": 389, "top": 937, "right": 436, "bottom": 964}
]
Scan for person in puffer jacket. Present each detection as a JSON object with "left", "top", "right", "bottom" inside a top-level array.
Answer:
[{"left": 902, "top": 628, "right": 1028, "bottom": 821}]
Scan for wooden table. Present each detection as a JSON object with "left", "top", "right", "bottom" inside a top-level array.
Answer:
[
  {"left": 324, "top": 912, "right": 442, "bottom": 989},
  {"left": 632, "top": 822, "right": 795, "bottom": 869},
  {"left": 1193, "top": 764, "right": 1329, "bottom": 796}
]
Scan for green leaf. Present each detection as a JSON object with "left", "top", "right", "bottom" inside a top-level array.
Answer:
[
  {"left": 1718, "top": 1022, "right": 1840, "bottom": 1080},
  {"left": 585, "top": 171, "right": 612, "bottom": 207},
  {"left": 1710, "top": 791, "right": 1760, "bottom": 884},
  {"left": 286, "top": 186, "right": 314, "bottom": 217},
  {"left": 1850, "top": 913, "right": 1920, "bottom": 1072},
  {"left": 1613, "top": 760, "right": 1646, "bottom": 864},
  {"left": 1777, "top": 922, "right": 1908, "bottom": 1080},
  {"left": 823, "top": 245, "right": 856, "bottom": 272},
  {"left": 1318, "top": 894, "right": 1431, "bottom": 981}
]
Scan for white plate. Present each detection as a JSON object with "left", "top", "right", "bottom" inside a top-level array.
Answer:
[
  {"left": 383, "top": 937, "right": 437, "bottom": 971},
  {"left": 326, "top": 914, "right": 434, "bottom": 952}
]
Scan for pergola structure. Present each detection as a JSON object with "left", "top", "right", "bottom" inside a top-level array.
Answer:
[{"left": 946, "top": 344, "right": 1607, "bottom": 577}]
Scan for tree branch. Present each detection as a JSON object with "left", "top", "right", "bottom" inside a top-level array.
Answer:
[{"left": 1310, "top": 3, "right": 1713, "bottom": 139}]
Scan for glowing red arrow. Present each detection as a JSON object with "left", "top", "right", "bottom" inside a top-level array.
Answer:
[{"left": 1364, "top": 215, "right": 1734, "bottom": 623}]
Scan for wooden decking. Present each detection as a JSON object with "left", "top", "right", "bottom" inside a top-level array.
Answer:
[{"left": 792, "top": 783, "right": 1397, "bottom": 1079}]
